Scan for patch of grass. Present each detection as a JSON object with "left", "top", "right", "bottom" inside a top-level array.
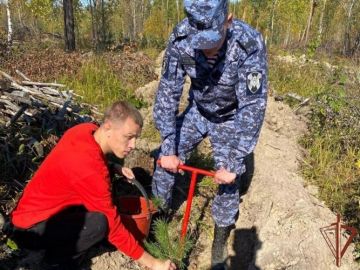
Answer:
[
  {"left": 143, "top": 47, "right": 162, "bottom": 61},
  {"left": 301, "top": 133, "right": 360, "bottom": 257},
  {"left": 270, "top": 57, "right": 340, "bottom": 98},
  {"left": 141, "top": 122, "right": 161, "bottom": 143},
  {"left": 61, "top": 57, "right": 143, "bottom": 110},
  {"left": 144, "top": 218, "right": 194, "bottom": 270},
  {"left": 270, "top": 53, "right": 360, "bottom": 259}
]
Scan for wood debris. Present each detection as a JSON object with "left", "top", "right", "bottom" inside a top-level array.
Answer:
[{"left": 0, "top": 69, "right": 102, "bottom": 214}]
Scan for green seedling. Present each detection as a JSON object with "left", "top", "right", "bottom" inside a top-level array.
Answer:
[{"left": 144, "top": 218, "right": 194, "bottom": 270}]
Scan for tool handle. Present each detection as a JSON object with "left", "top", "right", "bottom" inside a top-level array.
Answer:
[
  {"left": 132, "top": 178, "right": 152, "bottom": 220},
  {"left": 156, "top": 159, "right": 215, "bottom": 177}
]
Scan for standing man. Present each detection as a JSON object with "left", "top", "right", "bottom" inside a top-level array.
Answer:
[
  {"left": 152, "top": 0, "right": 267, "bottom": 269},
  {"left": 7, "top": 101, "right": 176, "bottom": 270}
]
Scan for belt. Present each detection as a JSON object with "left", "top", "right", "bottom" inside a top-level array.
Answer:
[{"left": 196, "top": 103, "right": 237, "bottom": 123}]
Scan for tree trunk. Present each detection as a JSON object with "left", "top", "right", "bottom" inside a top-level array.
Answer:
[
  {"left": 133, "top": 0, "right": 137, "bottom": 41},
  {"left": 284, "top": 23, "right": 291, "bottom": 48},
  {"left": 6, "top": 0, "right": 13, "bottom": 54},
  {"left": 343, "top": 0, "right": 356, "bottom": 56},
  {"left": 176, "top": 0, "right": 180, "bottom": 23},
  {"left": 101, "top": 0, "right": 106, "bottom": 47},
  {"left": 304, "top": 0, "right": 317, "bottom": 46},
  {"left": 89, "top": 0, "right": 98, "bottom": 49},
  {"left": 141, "top": 0, "right": 145, "bottom": 33},
  {"left": 242, "top": 6, "right": 247, "bottom": 21},
  {"left": 16, "top": 1, "right": 24, "bottom": 28},
  {"left": 63, "top": 0, "right": 76, "bottom": 52},
  {"left": 269, "top": 0, "right": 278, "bottom": 46},
  {"left": 352, "top": 31, "right": 360, "bottom": 56},
  {"left": 317, "top": 0, "right": 327, "bottom": 42},
  {"left": 166, "top": 0, "right": 169, "bottom": 33}
]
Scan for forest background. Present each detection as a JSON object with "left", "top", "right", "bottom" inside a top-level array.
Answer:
[{"left": 0, "top": 0, "right": 360, "bottom": 261}]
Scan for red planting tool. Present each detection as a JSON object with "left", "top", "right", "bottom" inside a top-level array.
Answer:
[
  {"left": 157, "top": 160, "right": 215, "bottom": 241},
  {"left": 320, "top": 214, "right": 357, "bottom": 267}
]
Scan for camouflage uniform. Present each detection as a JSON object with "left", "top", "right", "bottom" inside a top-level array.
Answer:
[{"left": 152, "top": 0, "right": 268, "bottom": 227}]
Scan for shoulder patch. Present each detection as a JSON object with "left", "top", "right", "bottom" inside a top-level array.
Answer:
[
  {"left": 246, "top": 71, "right": 263, "bottom": 95},
  {"left": 241, "top": 39, "right": 257, "bottom": 54},
  {"left": 161, "top": 54, "right": 169, "bottom": 76},
  {"left": 181, "top": 56, "right": 196, "bottom": 66}
]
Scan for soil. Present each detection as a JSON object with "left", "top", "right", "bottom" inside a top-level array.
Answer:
[{"left": 1, "top": 51, "right": 358, "bottom": 270}]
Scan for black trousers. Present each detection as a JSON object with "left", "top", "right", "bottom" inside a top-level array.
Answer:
[{"left": 9, "top": 206, "right": 108, "bottom": 264}]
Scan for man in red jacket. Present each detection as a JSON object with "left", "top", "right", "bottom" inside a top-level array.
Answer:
[{"left": 7, "top": 101, "right": 176, "bottom": 270}]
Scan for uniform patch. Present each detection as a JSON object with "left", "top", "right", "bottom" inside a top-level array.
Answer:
[
  {"left": 181, "top": 56, "right": 196, "bottom": 66},
  {"left": 161, "top": 55, "right": 169, "bottom": 76},
  {"left": 246, "top": 71, "right": 262, "bottom": 95}
]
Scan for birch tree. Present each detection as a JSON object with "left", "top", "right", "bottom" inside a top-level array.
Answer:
[
  {"left": 343, "top": 0, "right": 357, "bottom": 55},
  {"left": 317, "top": 0, "right": 327, "bottom": 43},
  {"left": 269, "top": 0, "right": 279, "bottom": 46},
  {"left": 303, "top": 0, "right": 317, "bottom": 46},
  {"left": 5, "top": 0, "right": 13, "bottom": 53}
]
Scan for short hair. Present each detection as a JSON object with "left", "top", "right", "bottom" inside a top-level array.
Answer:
[{"left": 103, "top": 101, "right": 143, "bottom": 128}]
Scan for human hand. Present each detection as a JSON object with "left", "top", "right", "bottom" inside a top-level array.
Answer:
[
  {"left": 151, "top": 259, "right": 177, "bottom": 270},
  {"left": 158, "top": 155, "right": 182, "bottom": 173},
  {"left": 214, "top": 167, "right": 236, "bottom": 185},
  {"left": 121, "top": 167, "right": 135, "bottom": 181},
  {"left": 137, "top": 251, "right": 177, "bottom": 270}
]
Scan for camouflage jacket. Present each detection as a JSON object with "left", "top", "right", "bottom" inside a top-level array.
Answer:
[{"left": 153, "top": 19, "right": 268, "bottom": 173}]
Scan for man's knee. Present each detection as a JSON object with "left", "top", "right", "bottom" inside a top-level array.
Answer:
[
  {"left": 212, "top": 188, "right": 240, "bottom": 226},
  {"left": 88, "top": 212, "right": 108, "bottom": 240}
]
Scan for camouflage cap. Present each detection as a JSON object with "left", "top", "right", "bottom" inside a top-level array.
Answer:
[{"left": 183, "top": 0, "right": 228, "bottom": 50}]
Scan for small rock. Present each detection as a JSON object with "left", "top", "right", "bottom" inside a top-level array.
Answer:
[{"left": 270, "top": 117, "right": 277, "bottom": 125}]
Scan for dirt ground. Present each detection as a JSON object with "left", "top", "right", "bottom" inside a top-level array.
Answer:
[{"left": 1, "top": 52, "right": 359, "bottom": 270}]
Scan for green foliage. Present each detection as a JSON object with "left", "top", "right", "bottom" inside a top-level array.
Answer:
[
  {"left": 302, "top": 91, "right": 360, "bottom": 256},
  {"left": 306, "top": 38, "right": 321, "bottom": 58},
  {"left": 141, "top": 122, "right": 161, "bottom": 143},
  {"left": 269, "top": 55, "right": 346, "bottom": 98},
  {"left": 3, "top": 0, "right": 360, "bottom": 57},
  {"left": 144, "top": 219, "right": 194, "bottom": 270},
  {"left": 143, "top": 47, "right": 162, "bottom": 60},
  {"left": 61, "top": 58, "right": 143, "bottom": 110},
  {"left": 25, "top": 0, "right": 53, "bottom": 19},
  {"left": 6, "top": 238, "right": 18, "bottom": 251},
  {"left": 142, "top": 7, "right": 171, "bottom": 47},
  {"left": 270, "top": 61, "right": 322, "bottom": 98}
]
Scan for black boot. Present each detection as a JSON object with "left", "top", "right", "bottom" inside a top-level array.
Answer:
[{"left": 211, "top": 224, "right": 232, "bottom": 270}]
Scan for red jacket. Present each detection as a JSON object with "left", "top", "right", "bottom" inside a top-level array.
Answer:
[{"left": 11, "top": 123, "right": 144, "bottom": 260}]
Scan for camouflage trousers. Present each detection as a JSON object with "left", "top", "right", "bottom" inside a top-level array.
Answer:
[{"left": 152, "top": 104, "right": 244, "bottom": 227}]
